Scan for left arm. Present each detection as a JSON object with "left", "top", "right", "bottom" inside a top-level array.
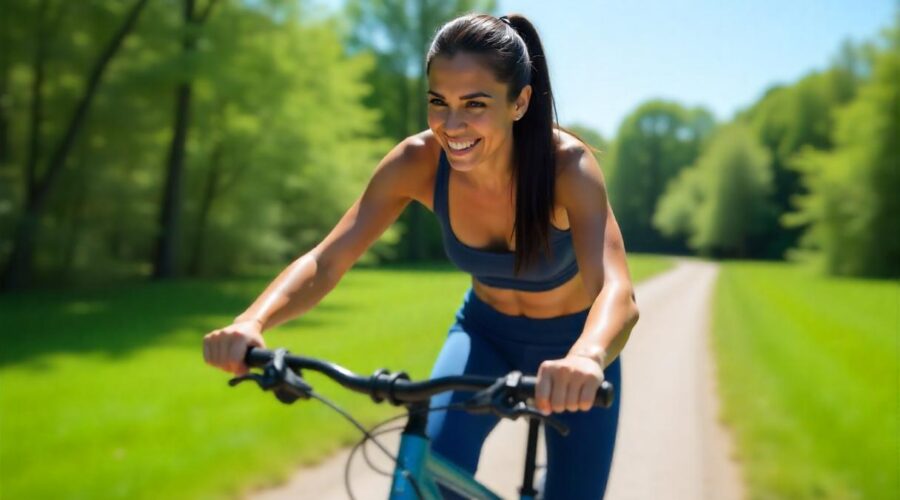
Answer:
[{"left": 534, "top": 146, "right": 640, "bottom": 414}]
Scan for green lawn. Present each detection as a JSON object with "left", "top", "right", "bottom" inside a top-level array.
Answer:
[
  {"left": 0, "top": 254, "right": 671, "bottom": 499},
  {"left": 712, "top": 261, "right": 898, "bottom": 500}
]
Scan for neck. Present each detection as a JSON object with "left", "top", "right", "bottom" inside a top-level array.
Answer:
[{"left": 463, "top": 136, "right": 515, "bottom": 192}]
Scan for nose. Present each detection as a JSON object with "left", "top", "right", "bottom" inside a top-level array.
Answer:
[{"left": 444, "top": 109, "right": 467, "bottom": 133}]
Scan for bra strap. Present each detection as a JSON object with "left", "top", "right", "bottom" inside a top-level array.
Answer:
[{"left": 433, "top": 151, "right": 451, "bottom": 220}]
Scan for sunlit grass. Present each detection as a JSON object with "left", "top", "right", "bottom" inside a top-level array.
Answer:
[
  {"left": 0, "top": 255, "right": 671, "bottom": 499},
  {"left": 712, "top": 261, "right": 898, "bottom": 500}
]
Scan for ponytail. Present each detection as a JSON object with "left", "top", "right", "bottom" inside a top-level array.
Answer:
[{"left": 505, "top": 15, "right": 558, "bottom": 274}]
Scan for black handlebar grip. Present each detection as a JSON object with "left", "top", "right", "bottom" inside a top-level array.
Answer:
[
  {"left": 597, "top": 380, "right": 615, "bottom": 408},
  {"left": 521, "top": 375, "right": 615, "bottom": 408},
  {"left": 245, "top": 346, "right": 272, "bottom": 368}
]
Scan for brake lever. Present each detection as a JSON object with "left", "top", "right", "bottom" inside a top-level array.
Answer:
[
  {"left": 463, "top": 372, "right": 570, "bottom": 436},
  {"left": 508, "top": 402, "right": 570, "bottom": 436},
  {"left": 228, "top": 348, "right": 313, "bottom": 404},
  {"left": 229, "top": 372, "right": 265, "bottom": 387}
]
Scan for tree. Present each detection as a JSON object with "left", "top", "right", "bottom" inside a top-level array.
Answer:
[
  {"left": 786, "top": 26, "right": 900, "bottom": 277},
  {"left": 738, "top": 41, "right": 871, "bottom": 258},
  {"left": 152, "top": 0, "right": 221, "bottom": 279},
  {"left": 1, "top": 0, "right": 392, "bottom": 286},
  {"left": 607, "top": 100, "right": 714, "bottom": 253},
  {"left": 654, "top": 124, "right": 773, "bottom": 257},
  {"left": 168, "top": 2, "right": 389, "bottom": 276},
  {"left": 1, "top": 0, "right": 150, "bottom": 291}
]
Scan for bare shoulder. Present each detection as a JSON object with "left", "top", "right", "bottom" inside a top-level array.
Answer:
[
  {"left": 371, "top": 130, "right": 441, "bottom": 206},
  {"left": 554, "top": 129, "right": 607, "bottom": 207}
]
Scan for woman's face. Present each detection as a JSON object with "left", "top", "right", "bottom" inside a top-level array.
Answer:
[{"left": 426, "top": 53, "right": 530, "bottom": 173}]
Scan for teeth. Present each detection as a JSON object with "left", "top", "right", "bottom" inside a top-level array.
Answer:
[{"left": 449, "top": 139, "right": 477, "bottom": 150}]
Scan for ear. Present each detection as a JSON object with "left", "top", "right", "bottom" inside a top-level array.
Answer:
[{"left": 512, "top": 85, "right": 532, "bottom": 121}]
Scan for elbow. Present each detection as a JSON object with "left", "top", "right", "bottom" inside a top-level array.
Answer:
[
  {"left": 628, "top": 301, "right": 640, "bottom": 330},
  {"left": 624, "top": 287, "right": 640, "bottom": 330},
  {"left": 308, "top": 248, "right": 351, "bottom": 293}
]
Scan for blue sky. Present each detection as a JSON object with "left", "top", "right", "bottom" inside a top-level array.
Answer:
[
  {"left": 497, "top": 0, "right": 895, "bottom": 136},
  {"left": 316, "top": 0, "right": 895, "bottom": 137}
]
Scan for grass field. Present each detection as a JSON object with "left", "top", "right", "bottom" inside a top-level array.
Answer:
[
  {"left": 712, "top": 261, "right": 898, "bottom": 500},
  {"left": 0, "top": 255, "right": 671, "bottom": 499}
]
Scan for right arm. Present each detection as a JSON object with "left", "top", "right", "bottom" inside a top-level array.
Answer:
[{"left": 203, "top": 136, "right": 432, "bottom": 374}]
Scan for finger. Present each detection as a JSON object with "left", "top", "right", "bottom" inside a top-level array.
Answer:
[
  {"left": 535, "top": 365, "right": 553, "bottom": 415},
  {"left": 223, "top": 334, "right": 241, "bottom": 373},
  {"left": 578, "top": 378, "right": 601, "bottom": 411},
  {"left": 208, "top": 332, "right": 220, "bottom": 367},
  {"left": 228, "top": 337, "right": 248, "bottom": 375},
  {"left": 550, "top": 370, "right": 570, "bottom": 413},
  {"left": 565, "top": 376, "right": 584, "bottom": 412},
  {"left": 214, "top": 332, "right": 228, "bottom": 370},
  {"left": 209, "top": 332, "right": 225, "bottom": 368},
  {"left": 205, "top": 331, "right": 222, "bottom": 365}
]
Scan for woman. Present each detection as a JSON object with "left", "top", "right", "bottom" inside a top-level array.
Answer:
[{"left": 204, "top": 13, "right": 638, "bottom": 499}]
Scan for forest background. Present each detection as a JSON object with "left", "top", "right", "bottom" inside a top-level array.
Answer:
[{"left": 0, "top": 0, "right": 897, "bottom": 288}]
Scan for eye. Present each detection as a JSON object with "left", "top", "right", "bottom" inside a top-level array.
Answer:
[
  {"left": 466, "top": 101, "right": 486, "bottom": 108},
  {"left": 429, "top": 98, "right": 446, "bottom": 106}
]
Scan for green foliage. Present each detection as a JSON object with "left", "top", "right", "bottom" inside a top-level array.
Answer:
[
  {"left": 0, "top": 255, "right": 670, "bottom": 498},
  {"left": 655, "top": 124, "right": 774, "bottom": 257},
  {"left": 607, "top": 100, "right": 715, "bottom": 252},
  {"left": 713, "top": 261, "right": 898, "bottom": 499},
  {"left": 786, "top": 26, "right": 900, "bottom": 278},
  {"left": 179, "top": 6, "right": 391, "bottom": 275},
  {"left": 738, "top": 41, "right": 870, "bottom": 258},
  {"left": 1, "top": 0, "right": 392, "bottom": 284}
]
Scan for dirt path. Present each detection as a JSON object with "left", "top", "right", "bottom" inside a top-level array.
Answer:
[{"left": 248, "top": 260, "right": 743, "bottom": 500}]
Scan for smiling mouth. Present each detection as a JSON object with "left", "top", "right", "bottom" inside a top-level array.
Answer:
[{"left": 447, "top": 138, "right": 481, "bottom": 153}]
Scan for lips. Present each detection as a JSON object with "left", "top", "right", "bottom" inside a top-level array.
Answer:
[{"left": 447, "top": 137, "right": 481, "bottom": 154}]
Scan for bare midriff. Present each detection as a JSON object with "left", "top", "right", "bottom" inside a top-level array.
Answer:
[{"left": 471, "top": 270, "right": 593, "bottom": 318}]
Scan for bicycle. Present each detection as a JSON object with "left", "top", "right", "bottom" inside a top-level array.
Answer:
[{"left": 229, "top": 347, "right": 615, "bottom": 500}]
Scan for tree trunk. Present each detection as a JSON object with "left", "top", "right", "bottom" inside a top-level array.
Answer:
[
  {"left": 60, "top": 168, "right": 88, "bottom": 280},
  {"left": 152, "top": 0, "right": 220, "bottom": 279},
  {"left": 153, "top": 81, "right": 192, "bottom": 279},
  {"left": 188, "top": 143, "right": 224, "bottom": 276},
  {"left": 1, "top": 0, "right": 150, "bottom": 291},
  {"left": 25, "top": 0, "right": 49, "bottom": 199}
]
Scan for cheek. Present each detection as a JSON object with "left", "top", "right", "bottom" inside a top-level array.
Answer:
[
  {"left": 472, "top": 112, "right": 505, "bottom": 133},
  {"left": 427, "top": 108, "right": 446, "bottom": 129},
  {"left": 476, "top": 113, "right": 513, "bottom": 140}
]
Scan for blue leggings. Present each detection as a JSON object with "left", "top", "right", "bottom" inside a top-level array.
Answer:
[{"left": 426, "top": 289, "right": 621, "bottom": 500}]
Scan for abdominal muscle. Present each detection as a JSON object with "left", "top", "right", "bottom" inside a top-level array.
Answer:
[{"left": 471, "top": 270, "right": 594, "bottom": 318}]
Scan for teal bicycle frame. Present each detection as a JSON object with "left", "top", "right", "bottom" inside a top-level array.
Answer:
[
  {"left": 386, "top": 403, "right": 540, "bottom": 500},
  {"left": 390, "top": 433, "right": 504, "bottom": 499}
]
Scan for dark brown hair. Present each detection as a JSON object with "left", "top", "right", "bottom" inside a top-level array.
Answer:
[{"left": 426, "top": 13, "right": 558, "bottom": 274}]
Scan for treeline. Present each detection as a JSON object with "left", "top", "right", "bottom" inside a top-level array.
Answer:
[
  {"left": 606, "top": 18, "right": 898, "bottom": 278},
  {"left": 1, "top": 2, "right": 895, "bottom": 290},
  {"left": 0, "top": 0, "right": 490, "bottom": 290}
]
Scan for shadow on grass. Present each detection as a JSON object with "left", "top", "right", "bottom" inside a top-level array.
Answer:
[
  {"left": 0, "top": 263, "right": 463, "bottom": 369},
  {"left": 0, "top": 278, "right": 341, "bottom": 369}
]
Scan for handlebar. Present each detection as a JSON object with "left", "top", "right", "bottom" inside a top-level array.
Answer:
[{"left": 243, "top": 347, "right": 615, "bottom": 409}]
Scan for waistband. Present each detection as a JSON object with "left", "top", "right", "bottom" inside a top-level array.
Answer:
[{"left": 454, "top": 288, "right": 591, "bottom": 346}]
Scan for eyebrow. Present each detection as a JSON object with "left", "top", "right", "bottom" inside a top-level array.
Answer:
[{"left": 427, "top": 90, "right": 494, "bottom": 100}]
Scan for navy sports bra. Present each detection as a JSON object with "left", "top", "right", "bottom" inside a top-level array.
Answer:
[{"left": 433, "top": 151, "right": 579, "bottom": 292}]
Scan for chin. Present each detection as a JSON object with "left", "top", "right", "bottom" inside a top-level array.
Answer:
[{"left": 445, "top": 152, "right": 479, "bottom": 172}]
